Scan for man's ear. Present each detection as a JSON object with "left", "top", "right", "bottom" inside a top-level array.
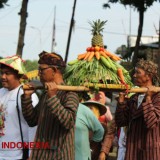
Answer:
[
  {"left": 52, "top": 67, "right": 57, "bottom": 74},
  {"left": 146, "top": 74, "right": 152, "bottom": 81}
]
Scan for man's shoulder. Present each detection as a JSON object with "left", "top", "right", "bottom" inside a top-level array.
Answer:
[
  {"left": 79, "top": 103, "right": 90, "bottom": 111},
  {"left": 0, "top": 87, "right": 7, "bottom": 95},
  {"left": 63, "top": 91, "right": 79, "bottom": 103},
  {"left": 60, "top": 90, "right": 78, "bottom": 97},
  {"left": 67, "top": 91, "right": 79, "bottom": 97},
  {"left": 153, "top": 92, "right": 160, "bottom": 100},
  {"left": 78, "top": 103, "right": 95, "bottom": 117}
]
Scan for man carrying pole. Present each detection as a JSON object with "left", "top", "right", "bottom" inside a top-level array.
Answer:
[
  {"left": 115, "top": 59, "right": 160, "bottom": 160},
  {"left": 21, "top": 51, "right": 79, "bottom": 160}
]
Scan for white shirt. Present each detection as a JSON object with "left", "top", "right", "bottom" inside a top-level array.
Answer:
[
  {"left": 137, "top": 94, "right": 145, "bottom": 108},
  {"left": 117, "top": 127, "right": 126, "bottom": 160},
  {"left": 0, "top": 86, "right": 39, "bottom": 160}
]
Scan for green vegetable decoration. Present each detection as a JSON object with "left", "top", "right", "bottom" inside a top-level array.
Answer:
[{"left": 64, "top": 19, "right": 133, "bottom": 89}]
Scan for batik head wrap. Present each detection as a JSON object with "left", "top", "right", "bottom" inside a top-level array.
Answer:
[
  {"left": 136, "top": 59, "right": 159, "bottom": 85},
  {"left": 38, "top": 51, "right": 66, "bottom": 68}
]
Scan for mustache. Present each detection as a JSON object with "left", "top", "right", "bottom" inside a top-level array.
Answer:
[{"left": 1, "top": 79, "right": 7, "bottom": 82}]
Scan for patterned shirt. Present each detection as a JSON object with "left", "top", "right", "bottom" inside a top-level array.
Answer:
[
  {"left": 115, "top": 92, "right": 160, "bottom": 160},
  {"left": 21, "top": 90, "right": 79, "bottom": 160}
]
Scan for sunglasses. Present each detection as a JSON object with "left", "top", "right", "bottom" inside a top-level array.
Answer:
[{"left": 38, "top": 67, "right": 52, "bottom": 73}]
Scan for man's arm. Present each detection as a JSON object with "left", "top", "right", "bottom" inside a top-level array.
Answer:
[
  {"left": 100, "top": 119, "right": 116, "bottom": 158},
  {"left": 21, "top": 92, "right": 42, "bottom": 127},
  {"left": 47, "top": 91, "right": 79, "bottom": 130},
  {"left": 115, "top": 93, "right": 130, "bottom": 127},
  {"left": 142, "top": 92, "right": 160, "bottom": 129}
]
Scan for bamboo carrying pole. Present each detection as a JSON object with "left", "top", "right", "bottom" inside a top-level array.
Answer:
[{"left": 23, "top": 83, "right": 160, "bottom": 93}]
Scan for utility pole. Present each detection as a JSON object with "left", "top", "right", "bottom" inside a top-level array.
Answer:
[
  {"left": 158, "top": 19, "right": 160, "bottom": 79},
  {"left": 65, "top": 0, "right": 77, "bottom": 63},
  {"left": 16, "top": 0, "right": 29, "bottom": 58},
  {"left": 129, "top": 6, "right": 132, "bottom": 37},
  {"left": 127, "top": 5, "right": 132, "bottom": 49},
  {"left": 51, "top": 6, "right": 56, "bottom": 52},
  {"left": 159, "top": 19, "right": 160, "bottom": 49}
]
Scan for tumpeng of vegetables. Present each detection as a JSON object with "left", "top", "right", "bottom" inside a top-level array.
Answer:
[{"left": 64, "top": 19, "right": 133, "bottom": 90}]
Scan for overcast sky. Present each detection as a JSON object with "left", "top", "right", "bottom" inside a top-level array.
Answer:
[{"left": 0, "top": 0, "right": 159, "bottom": 61}]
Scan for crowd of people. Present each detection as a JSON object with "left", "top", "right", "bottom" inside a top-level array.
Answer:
[{"left": 0, "top": 51, "right": 160, "bottom": 160}]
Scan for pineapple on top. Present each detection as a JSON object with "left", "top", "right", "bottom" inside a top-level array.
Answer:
[
  {"left": 77, "top": 20, "right": 121, "bottom": 62},
  {"left": 89, "top": 19, "right": 107, "bottom": 48}
]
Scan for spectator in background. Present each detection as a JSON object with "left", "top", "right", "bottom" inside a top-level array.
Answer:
[
  {"left": 0, "top": 55, "right": 38, "bottom": 160},
  {"left": 82, "top": 100, "right": 114, "bottom": 160},
  {"left": 75, "top": 103, "right": 104, "bottom": 160},
  {"left": 91, "top": 91, "right": 113, "bottom": 123}
]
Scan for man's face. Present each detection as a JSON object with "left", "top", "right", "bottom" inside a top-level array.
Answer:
[
  {"left": 133, "top": 67, "right": 149, "bottom": 87},
  {"left": 38, "top": 64, "right": 54, "bottom": 83},
  {"left": 0, "top": 67, "right": 20, "bottom": 90}
]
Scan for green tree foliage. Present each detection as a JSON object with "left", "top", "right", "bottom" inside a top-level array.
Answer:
[
  {"left": 103, "top": 0, "right": 159, "bottom": 66},
  {"left": 24, "top": 60, "right": 38, "bottom": 72},
  {"left": 0, "top": 0, "right": 8, "bottom": 8},
  {"left": 104, "top": 0, "right": 158, "bottom": 10}
]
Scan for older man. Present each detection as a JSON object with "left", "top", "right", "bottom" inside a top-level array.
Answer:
[
  {"left": 0, "top": 55, "right": 38, "bottom": 160},
  {"left": 21, "top": 51, "right": 79, "bottom": 160},
  {"left": 115, "top": 59, "right": 160, "bottom": 160}
]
